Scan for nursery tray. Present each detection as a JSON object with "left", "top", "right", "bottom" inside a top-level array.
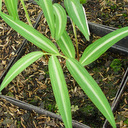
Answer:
[
  {"left": 103, "top": 68, "right": 128, "bottom": 128},
  {"left": 0, "top": 94, "right": 90, "bottom": 128},
  {"left": 0, "top": 2, "right": 128, "bottom": 127},
  {"left": 88, "top": 22, "right": 128, "bottom": 54}
]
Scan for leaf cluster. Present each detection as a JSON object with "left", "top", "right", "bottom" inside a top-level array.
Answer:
[{"left": 0, "top": 0, "right": 128, "bottom": 128}]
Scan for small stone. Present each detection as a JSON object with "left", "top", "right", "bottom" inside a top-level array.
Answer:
[
  {"left": 38, "top": 74, "right": 45, "bottom": 81},
  {"left": 2, "top": 60, "right": 6, "bottom": 65}
]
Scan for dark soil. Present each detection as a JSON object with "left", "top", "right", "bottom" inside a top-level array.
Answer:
[
  {"left": 0, "top": 0, "right": 128, "bottom": 128},
  {"left": 85, "top": 0, "right": 128, "bottom": 28}
]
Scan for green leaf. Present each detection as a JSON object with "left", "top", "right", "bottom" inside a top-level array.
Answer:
[
  {"left": 64, "top": 0, "right": 90, "bottom": 41},
  {"left": 4, "top": 0, "right": 19, "bottom": 19},
  {"left": 0, "top": 51, "right": 44, "bottom": 92},
  {"left": 56, "top": 30, "right": 75, "bottom": 58},
  {"left": 48, "top": 56, "right": 72, "bottom": 128},
  {"left": 66, "top": 58, "right": 116, "bottom": 128},
  {"left": 0, "top": 12, "right": 59, "bottom": 54},
  {"left": 80, "top": 0, "right": 87, "bottom": 4},
  {"left": 80, "top": 27, "right": 128, "bottom": 66},
  {"left": 53, "top": 3, "right": 67, "bottom": 40},
  {"left": 35, "top": 0, "right": 55, "bottom": 38},
  {"left": 20, "top": 0, "right": 33, "bottom": 27}
]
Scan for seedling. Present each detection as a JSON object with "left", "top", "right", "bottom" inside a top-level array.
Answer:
[{"left": 0, "top": 0, "right": 128, "bottom": 127}]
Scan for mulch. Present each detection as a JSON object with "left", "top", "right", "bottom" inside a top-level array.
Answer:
[{"left": 0, "top": 0, "right": 128, "bottom": 128}]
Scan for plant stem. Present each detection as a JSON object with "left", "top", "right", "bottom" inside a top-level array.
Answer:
[
  {"left": 43, "top": 50, "right": 49, "bottom": 63},
  {"left": 43, "top": 53, "right": 67, "bottom": 60},
  {"left": 20, "top": 0, "right": 33, "bottom": 27},
  {"left": 72, "top": 21, "right": 79, "bottom": 61}
]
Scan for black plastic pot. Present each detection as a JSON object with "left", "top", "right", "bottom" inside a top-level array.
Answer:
[
  {"left": 88, "top": 22, "right": 128, "bottom": 54},
  {"left": 103, "top": 68, "right": 128, "bottom": 128},
  {"left": 0, "top": 1, "right": 128, "bottom": 128}
]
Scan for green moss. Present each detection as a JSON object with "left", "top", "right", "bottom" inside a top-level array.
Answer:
[
  {"left": 110, "top": 5, "right": 117, "bottom": 10},
  {"left": 6, "top": 91, "right": 14, "bottom": 97},
  {"left": 80, "top": 0, "right": 87, "bottom": 4},
  {"left": 123, "top": 13, "right": 127, "bottom": 17},
  {"left": 80, "top": 104, "right": 94, "bottom": 116},
  {"left": 17, "top": 121, "right": 21, "bottom": 128},
  {"left": 124, "top": 119, "right": 128, "bottom": 125},
  {"left": 110, "top": 59, "right": 122, "bottom": 72}
]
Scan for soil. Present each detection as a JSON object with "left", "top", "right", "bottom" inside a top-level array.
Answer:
[
  {"left": 85, "top": 0, "right": 128, "bottom": 28},
  {"left": 0, "top": 0, "right": 128, "bottom": 128}
]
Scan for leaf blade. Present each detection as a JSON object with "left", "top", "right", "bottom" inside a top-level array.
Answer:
[
  {"left": 66, "top": 58, "right": 116, "bottom": 128},
  {"left": 53, "top": 3, "right": 67, "bottom": 40},
  {"left": 0, "top": 12, "right": 59, "bottom": 54},
  {"left": 64, "top": 0, "right": 90, "bottom": 40},
  {"left": 4, "top": 0, "right": 19, "bottom": 19},
  {"left": 48, "top": 56, "right": 72, "bottom": 128},
  {"left": 0, "top": 51, "right": 44, "bottom": 92},
  {"left": 36, "top": 0, "right": 55, "bottom": 38},
  {"left": 56, "top": 30, "right": 75, "bottom": 58},
  {"left": 80, "top": 27, "right": 128, "bottom": 66}
]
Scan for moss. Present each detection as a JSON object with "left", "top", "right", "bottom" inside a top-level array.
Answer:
[
  {"left": 124, "top": 119, "right": 128, "bottom": 125},
  {"left": 110, "top": 59, "right": 122, "bottom": 72}
]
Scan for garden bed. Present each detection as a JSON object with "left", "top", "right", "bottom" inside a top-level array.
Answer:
[{"left": 0, "top": 0, "right": 128, "bottom": 128}]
